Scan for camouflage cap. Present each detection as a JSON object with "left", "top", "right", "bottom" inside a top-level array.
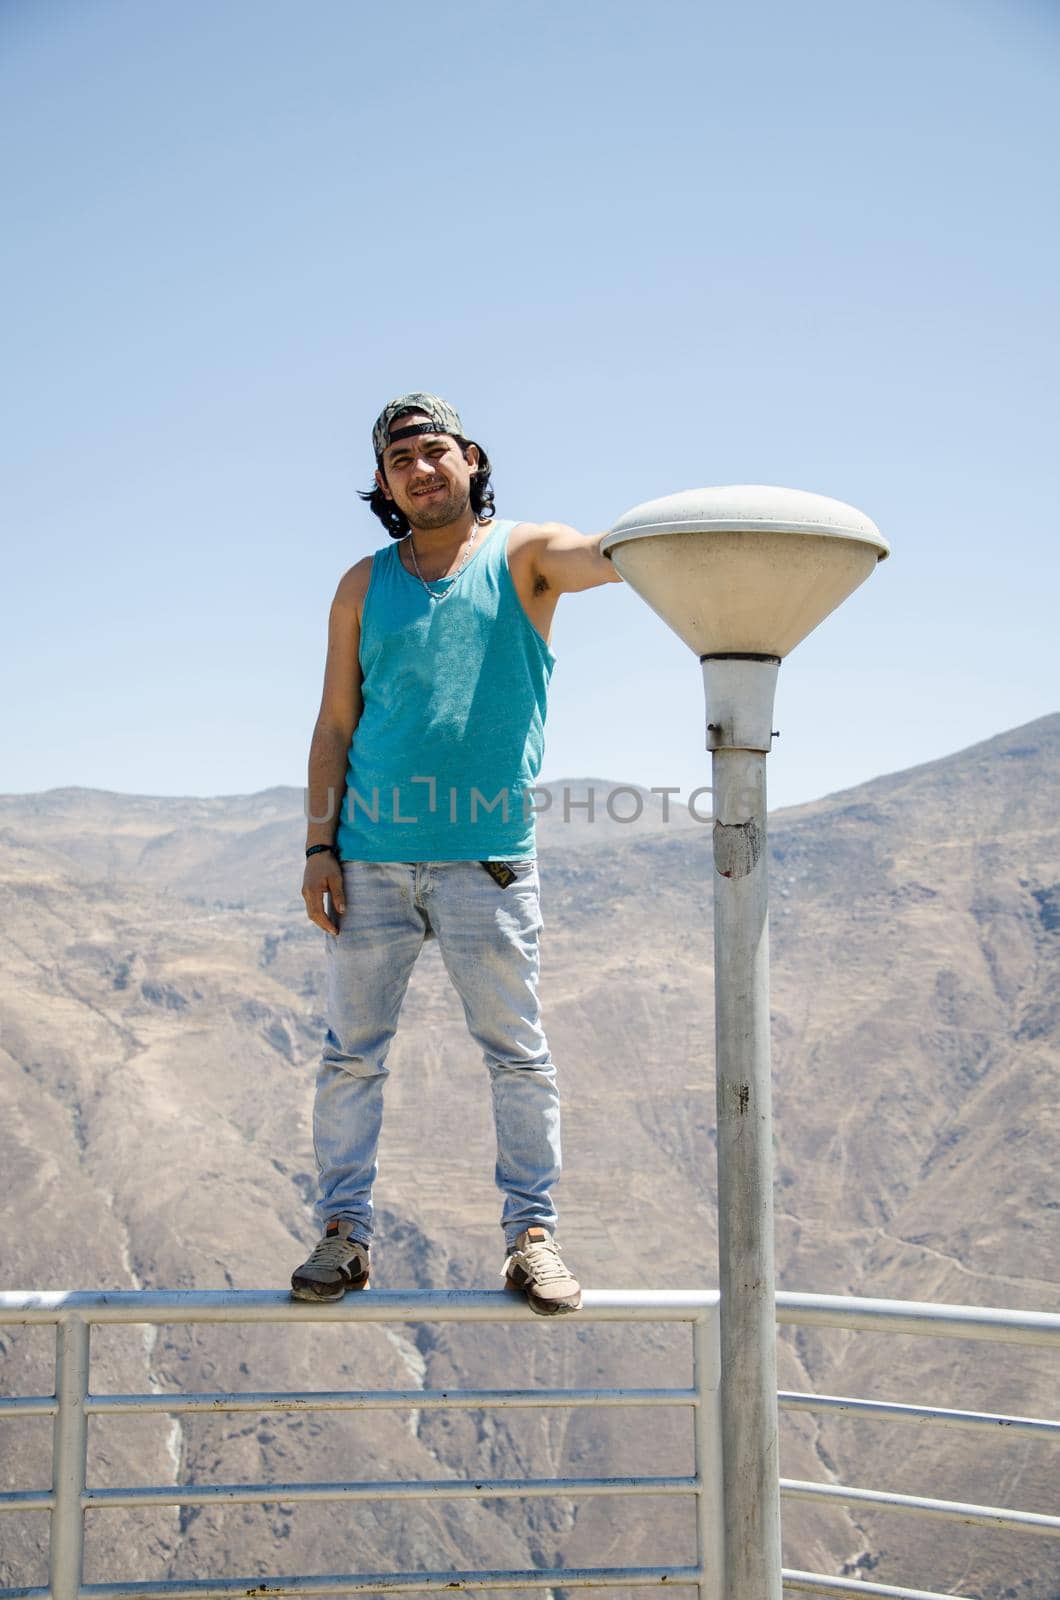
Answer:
[{"left": 372, "top": 392, "right": 465, "bottom": 461}]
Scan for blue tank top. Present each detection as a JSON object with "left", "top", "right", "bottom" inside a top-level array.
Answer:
[{"left": 335, "top": 519, "right": 556, "bottom": 861}]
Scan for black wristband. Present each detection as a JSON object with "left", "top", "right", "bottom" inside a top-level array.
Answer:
[{"left": 305, "top": 843, "right": 337, "bottom": 860}]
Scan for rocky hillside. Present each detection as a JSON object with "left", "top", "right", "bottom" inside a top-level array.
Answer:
[{"left": 1, "top": 715, "right": 1057, "bottom": 1597}]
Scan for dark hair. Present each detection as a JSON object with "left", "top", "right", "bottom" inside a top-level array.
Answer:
[{"left": 358, "top": 435, "right": 496, "bottom": 540}]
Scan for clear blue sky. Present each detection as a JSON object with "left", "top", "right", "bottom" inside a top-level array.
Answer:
[{"left": 3, "top": 0, "right": 1057, "bottom": 811}]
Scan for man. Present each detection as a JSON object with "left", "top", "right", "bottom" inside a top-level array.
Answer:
[{"left": 291, "top": 393, "right": 622, "bottom": 1315}]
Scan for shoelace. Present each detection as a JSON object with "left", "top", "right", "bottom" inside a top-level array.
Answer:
[
  {"left": 306, "top": 1237, "right": 365, "bottom": 1270},
  {"left": 505, "top": 1237, "right": 572, "bottom": 1284}
]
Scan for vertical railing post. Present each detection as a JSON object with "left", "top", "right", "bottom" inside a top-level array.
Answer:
[
  {"left": 50, "top": 1316, "right": 89, "bottom": 1600},
  {"left": 693, "top": 1304, "right": 725, "bottom": 1600}
]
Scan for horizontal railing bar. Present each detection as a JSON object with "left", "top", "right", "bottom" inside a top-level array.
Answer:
[
  {"left": 83, "top": 1473, "right": 698, "bottom": 1510},
  {"left": 4, "top": 1287, "right": 1057, "bottom": 1344},
  {"left": 0, "top": 1587, "right": 50, "bottom": 1600},
  {"left": 75, "top": 1568, "right": 702, "bottom": 1597},
  {"left": 0, "top": 1489, "right": 54, "bottom": 1513},
  {"left": 781, "top": 1476, "right": 1060, "bottom": 1535},
  {"left": 0, "top": 1288, "right": 716, "bottom": 1326},
  {"left": 0, "top": 1395, "right": 56, "bottom": 1417},
  {"left": 13, "top": 1382, "right": 1053, "bottom": 1432},
  {"left": 8, "top": 1382, "right": 1054, "bottom": 1432},
  {"left": 780, "top": 1389, "right": 1060, "bottom": 1439},
  {"left": 85, "top": 1384, "right": 697, "bottom": 1415},
  {"left": 782, "top": 1569, "right": 974, "bottom": 1599},
  {"left": 776, "top": 1291, "right": 1060, "bottom": 1348}
]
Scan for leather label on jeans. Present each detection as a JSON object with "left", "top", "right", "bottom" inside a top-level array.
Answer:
[{"left": 481, "top": 860, "right": 517, "bottom": 888}]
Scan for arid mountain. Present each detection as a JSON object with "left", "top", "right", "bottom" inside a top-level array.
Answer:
[{"left": 1, "top": 716, "right": 1057, "bottom": 1597}]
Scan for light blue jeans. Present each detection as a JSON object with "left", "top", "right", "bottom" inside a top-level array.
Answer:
[{"left": 313, "top": 858, "right": 561, "bottom": 1252}]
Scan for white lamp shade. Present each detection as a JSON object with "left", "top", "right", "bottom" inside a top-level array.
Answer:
[{"left": 601, "top": 485, "right": 889, "bottom": 658}]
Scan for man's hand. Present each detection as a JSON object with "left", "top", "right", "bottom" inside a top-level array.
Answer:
[{"left": 303, "top": 851, "right": 346, "bottom": 937}]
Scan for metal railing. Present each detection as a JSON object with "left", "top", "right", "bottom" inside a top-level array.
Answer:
[{"left": 1, "top": 1288, "right": 1057, "bottom": 1600}]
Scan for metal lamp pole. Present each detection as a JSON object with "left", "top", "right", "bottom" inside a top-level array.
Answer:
[
  {"left": 705, "top": 654, "right": 783, "bottom": 1598},
  {"left": 601, "top": 485, "right": 889, "bottom": 1600}
]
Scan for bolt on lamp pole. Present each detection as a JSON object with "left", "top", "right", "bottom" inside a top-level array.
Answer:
[{"left": 602, "top": 487, "right": 889, "bottom": 1600}]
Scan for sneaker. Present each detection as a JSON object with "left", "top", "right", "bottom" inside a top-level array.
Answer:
[
  {"left": 290, "top": 1219, "right": 370, "bottom": 1301},
  {"left": 503, "top": 1226, "right": 581, "bottom": 1316}
]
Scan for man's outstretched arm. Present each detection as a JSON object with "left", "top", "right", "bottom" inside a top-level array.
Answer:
[{"left": 528, "top": 522, "right": 624, "bottom": 595}]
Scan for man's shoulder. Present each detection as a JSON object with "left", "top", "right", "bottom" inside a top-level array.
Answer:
[
  {"left": 506, "top": 520, "right": 579, "bottom": 567},
  {"left": 330, "top": 553, "right": 378, "bottom": 622},
  {"left": 507, "top": 519, "right": 577, "bottom": 544},
  {"left": 336, "top": 552, "right": 378, "bottom": 600}
]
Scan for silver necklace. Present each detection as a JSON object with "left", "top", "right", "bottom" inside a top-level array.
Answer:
[{"left": 405, "top": 518, "right": 479, "bottom": 602}]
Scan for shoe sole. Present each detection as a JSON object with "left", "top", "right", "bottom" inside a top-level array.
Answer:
[
  {"left": 290, "top": 1274, "right": 369, "bottom": 1302},
  {"left": 505, "top": 1272, "right": 581, "bottom": 1316}
]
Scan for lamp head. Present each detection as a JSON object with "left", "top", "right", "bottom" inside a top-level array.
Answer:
[{"left": 602, "top": 485, "right": 889, "bottom": 659}]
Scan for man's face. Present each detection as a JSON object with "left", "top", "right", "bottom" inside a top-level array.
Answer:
[{"left": 375, "top": 413, "right": 480, "bottom": 532}]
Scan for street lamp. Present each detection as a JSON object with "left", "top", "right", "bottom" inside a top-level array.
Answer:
[{"left": 601, "top": 485, "right": 889, "bottom": 1600}]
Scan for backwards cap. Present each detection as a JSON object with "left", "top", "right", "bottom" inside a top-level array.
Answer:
[{"left": 372, "top": 392, "right": 465, "bottom": 461}]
